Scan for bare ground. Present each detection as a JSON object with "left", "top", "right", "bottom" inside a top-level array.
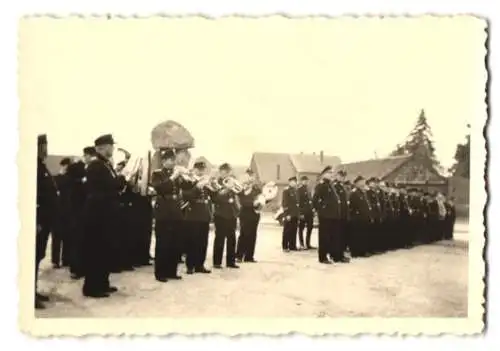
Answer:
[{"left": 35, "top": 224, "right": 468, "bottom": 318}]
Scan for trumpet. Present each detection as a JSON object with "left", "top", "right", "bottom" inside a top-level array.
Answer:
[
  {"left": 170, "top": 165, "right": 196, "bottom": 182},
  {"left": 222, "top": 176, "right": 244, "bottom": 193},
  {"left": 193, "top": 174, "right": 223, "bottom": 192}
]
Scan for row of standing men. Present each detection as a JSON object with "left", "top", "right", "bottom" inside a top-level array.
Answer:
[
  {"left": 36, "top": 133, "right": 265, "bottom": 309},
  {"left": 281, "top": 166, "right": 457, "bottom": 264}
]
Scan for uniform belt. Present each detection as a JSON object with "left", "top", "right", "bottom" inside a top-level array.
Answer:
[
  {"left": 161, "top": 194, "right": 179, "bottom": 200},
  {"left": 194, "top": 199, "right": 209, "bottom": 204}
]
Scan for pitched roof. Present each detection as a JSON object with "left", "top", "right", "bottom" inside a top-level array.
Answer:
[
  {"left": 336, "top": 155, "right": 412, "bottom": 182},
  {"left": 251, "top": 152, "right": 296, "bottom": 185},
  {"left": 45, "top": 154, "right": 77, "bottom": 175}
]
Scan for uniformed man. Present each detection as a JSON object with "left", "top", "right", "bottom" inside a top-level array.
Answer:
[
  {"left": 82, "top": 134, "right": 123, "bottom": 298},
  {"left": 348, "top": 175, "right": 373, "bottom": 257},
  {"left": 112, "top": 167, "right": 136, "bottom": 273},
  {"left": 334, "top": 170, "right": 350, "bottom": 260},
  {"left": 365, "top": 177, "right": 382, "bottom": 254},
  {"left": 281, "top": 176, "right": 300, "bottom": 252},
  {"left": 397, "top": 185, "right": 412, "bottom": 248},
  {"left": 66, "top": 147, "right": 94, "bottom": 280},
  {"left": 377, "top": 181, "right": 394, "bottom": 252},
  {"left": 212, "top": 163, "right": 240, "bottom": 269},
  {"left": 436, "top": 192, "right": 448, "bottom": 242},
  {"left": 182, "top": 161, "right": 213, "bottom": 274},
  {"left": 35, "top": 134, "right": 60, "bottom": 309},
  {"left": 151, "top": 149, "right": 185, "bottom": 282},
  {"left": 52, "top": 157, "right": 73, "bottom": 268},
  {"left": 313, "top": 166, "right": 345, "bottom": 263},
  {"left": 131, "top": 185, "right": 154, "bottom": 268},
  {"left": 236, "top": 169, "right": 262, "bottom": 262},
  {"left": 444, "top": 196, "right": 456, "bottom": 240},
  {"left": 297, "top": 175, "right": 315, "bottom": 250}
]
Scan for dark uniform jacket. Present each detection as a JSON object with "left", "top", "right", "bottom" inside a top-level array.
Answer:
[
  {"left": 281, "top": 186, "right": 300, "bottom": 218},
  {"left": 54, "top": 173, "right": 73, "bottom": 218},
  {"left": 151, "top": 168, "right": 185, "bottom": 221},
  {"left": 297, "top": 184, "right": 313, "bottom": 217},
  {"left": 382, "top": 191, "right": 396, "bottom": 220},
  {"left": 398, "top": 193, "right": 411, "bottom": 218},
  {"left": 366, "top": 188, "right": 382, "bottom": 222},
  {"left": 37, "top": 158, "right": 60, "bottom": 226},
  {"left": 334, "top": 180, "right": 349, "bottom": 220},
  {"left": 183, "top": 182, "right": 214, "bottom": 222},
  {"left": 84, "top": 154, "right": 124, "bottom": 224},
  {"left": 312, "top": 179, "right": 341, "bottom": 220},
  {"left": 67, "top": 161, "right": 87, "bottom": 214},
  {"left": 238, "top": 185, "right": 262, "bottom": 219},
  {"left": 213, "top": 178, "right": 239, "bottom": 220},
  {"left": 348, "top": 187, "right": 373, "bottom": 222}
]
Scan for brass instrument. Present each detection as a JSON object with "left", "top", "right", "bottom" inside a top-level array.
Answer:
[
  {"left": 193, "top": 174, "right": 222, "bottom": 192},
  {"left": 114, "top": 146, "right": 151, "bottom": 195},
  {"left": 222, "top": 176, "right": 244, "bottom": 194},
  {"left": 253, "top": 181, "right": 279, "bottom": 212},
  {"left": 170, "top": 165, "right": 196, "bottom": 182}
]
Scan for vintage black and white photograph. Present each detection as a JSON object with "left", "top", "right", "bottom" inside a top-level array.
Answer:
[{"left": 18, "top": 16, "right": 486, "bottom": 335}]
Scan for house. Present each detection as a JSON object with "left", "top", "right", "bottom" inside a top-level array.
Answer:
[
  {"left": 250, "top": 151, "right": 341, "bottom": 211},
  {"left": 336, "top": 154, "right": 449, "bottom": 195}
]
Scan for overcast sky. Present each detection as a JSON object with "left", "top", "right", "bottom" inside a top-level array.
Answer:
[{"left": 19, "top": 16, "right": 485, "bottom": 168}]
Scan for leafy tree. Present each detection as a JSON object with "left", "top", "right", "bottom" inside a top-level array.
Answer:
[
  {"left": 390, "top": 109, "right": 439, "bottom": 166},
  {"left": 450, "top": 125, "right": 470, "bottom": 178}
]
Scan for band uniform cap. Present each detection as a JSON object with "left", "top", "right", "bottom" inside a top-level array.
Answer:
[
  {"left": 288, "top": 176, "right": 297, "bottom": 182},
  {"left": 38, "top": 134, "right": 47, "bottom": 145},
  {"left": 59, "top": 157, "right": 72, "bottom": 166},
  {"left": 300, "top": 175, "right": 309, "bottom": 181},
  {"left": 83, "top": 146, "right": 96, "bottom": 155},
  {"left": 367, "top": 177, "right": 378, "bottom": 184},
  {"left": 193, "top": 161, "right": 207, "bottom": 170},
  {"left": 160, "top": 148, "right": 176, "bottom": 160},
  {"left": 353, "top": 175, "right": 365, "bottom": 184},
  {"left": 245, "top": 168, "right": 255, "bottom": 175},
  {"left": 320, "top": 165, "right": 332, "bottom": 176},
  {"left": 219, "top": 163, "right": 231, "bottom": 171},
  {"left": 337, "top": 169, "right": 347, "bottom": 176},
  {"left": 94, "top": 134, "right": 115, "bottom": 146}
]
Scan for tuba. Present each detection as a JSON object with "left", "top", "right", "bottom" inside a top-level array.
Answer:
[{"left": 114, "top": 147, "right": 151, "bottom": 195}]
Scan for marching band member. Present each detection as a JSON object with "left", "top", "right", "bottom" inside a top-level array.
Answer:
[
  {"left": 365, "top": 177, "right": 382, "bottom": 255},
  {"left": 151, "top": 149, "right": 185, "bottom": 282},
  {"left": 36, "top": 134, "right": 60, "bottom": 309},
  {"left": 444, "top": 196, "right": 456, "bottom": 240},
  {"left": 281, "top": 176, "right": 300, "bottom": 252},
  {"left": 333, "top": 170, "right": 350, "bottom": 261},
  {"left": 182, "top": 161, "right": 213, "bottom": 274},
  {"left": 297, "top": 175, "right": 314, "bottom": 250},
  {"left": 212, "top": 163, "right": 240, "bottom": 269},
  {"left": 52, "top": 157, "right": 73, "bottom": 268},
  {"left": 66, "top": 146, "right": 94, "bottom": 280},
  {"left": 236, "top": 169, "right": 262, "bottom": 263},
  {"left": 348, "top": 175, "right": 374, "bottom": 257},
  {"left": 312, "top": 166, "right": 344, "bottom": 264},
  {"left": 81, "top": 134, "right": 123, "bottom": 298}
]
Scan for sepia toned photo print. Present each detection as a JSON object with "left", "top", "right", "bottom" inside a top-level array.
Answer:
[{"left": 18, "top": 15, "right": 487, "bottom": 336}]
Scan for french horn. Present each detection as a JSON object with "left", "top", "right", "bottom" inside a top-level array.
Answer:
[{"left": 253, "top": 181, "right": 279, "bottom": 212}]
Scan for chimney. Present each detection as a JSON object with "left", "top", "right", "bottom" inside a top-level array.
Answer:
[
  {"left": 276, "top": 164, "right": 281, "bottom": 180},
  {"left": 320, "top": 150, "right": 324, "bottom": 164}
]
